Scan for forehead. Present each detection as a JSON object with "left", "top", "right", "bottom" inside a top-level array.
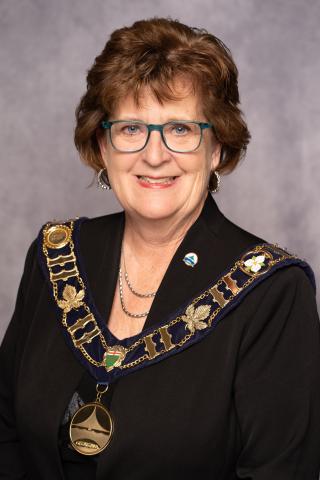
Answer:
[{"left": 111, "top": 78, "right": 204, "bottom": 121}]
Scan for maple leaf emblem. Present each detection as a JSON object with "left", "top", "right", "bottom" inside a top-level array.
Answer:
[
  {"left": 181, "top": 304, "right": 211, "bottom": 333},
  {"left": 57, "top": 285, "right": 85, "bottom": 313}
]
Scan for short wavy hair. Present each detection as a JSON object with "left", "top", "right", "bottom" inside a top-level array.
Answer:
[{"left": 74, "top": 17, "right": 250, "bottom": 174}]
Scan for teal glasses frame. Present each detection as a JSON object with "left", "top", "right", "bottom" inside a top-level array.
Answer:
[{"left": 100, "top": 120, "right": 213, "bottom": 153}]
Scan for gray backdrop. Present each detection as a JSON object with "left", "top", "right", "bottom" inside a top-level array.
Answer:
[{"left": 1, "top": 0, "right": 320, "bottom": 341}]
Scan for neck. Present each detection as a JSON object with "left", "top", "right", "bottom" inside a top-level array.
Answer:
[{"left": 123, "top": 196, "right": 207, "bottom": 258}]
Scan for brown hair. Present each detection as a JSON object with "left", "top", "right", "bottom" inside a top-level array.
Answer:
[{"left": 74, "top": 17, "right": 250, "bottom": 174}]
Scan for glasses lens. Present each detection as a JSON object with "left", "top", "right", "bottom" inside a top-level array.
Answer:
[
  {"left": 163, "top": 122, "right": 201, "bottom": 152},
  {"left": 110, "top": 122, "right": 148, "bottom": 152}
]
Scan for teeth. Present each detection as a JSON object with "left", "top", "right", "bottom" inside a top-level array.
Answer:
[{"left": 139, "top": 176, "right": 175, "bottom": 184}]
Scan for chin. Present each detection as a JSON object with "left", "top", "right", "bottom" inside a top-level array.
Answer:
[{"left": 133, "top": 201, "right": 181, "bottom": 221}]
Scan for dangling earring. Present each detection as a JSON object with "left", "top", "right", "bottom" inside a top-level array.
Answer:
[
  {"left": 97, "top": 168, "right": 111, "bottom": 190},
  {"left": 208, "top": 171, "right": 221, "bottom": 194}
]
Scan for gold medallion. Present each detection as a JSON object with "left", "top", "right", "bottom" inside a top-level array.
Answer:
[
  {"left": 69, "top": 402, "right": 113, "bottom": 455},
  {"left": 44, "top": 224, "right": 72, "bottom": 249}
]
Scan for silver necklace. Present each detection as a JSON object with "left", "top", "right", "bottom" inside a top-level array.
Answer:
[
  {"left": 118, "top": 267, "right": 150, "bottom": 318},
  {"left": 123, "top": 255, "right": 156, "bottom": 298}
]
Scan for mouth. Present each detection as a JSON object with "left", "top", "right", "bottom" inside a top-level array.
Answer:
[{"left": 136, "top": 175, "right": 178, "bottom": 185}]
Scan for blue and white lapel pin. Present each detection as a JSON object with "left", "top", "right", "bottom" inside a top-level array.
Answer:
[{"left": 183, "top": 252, "right": 198, "bottom": 267}]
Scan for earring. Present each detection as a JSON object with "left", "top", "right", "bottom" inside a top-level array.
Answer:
[
  {"left": 97, "top": 168, "right": 111, "bottom": 190},
  {"left": 208, "top": 170, "right": 221, "bottom": 194}
]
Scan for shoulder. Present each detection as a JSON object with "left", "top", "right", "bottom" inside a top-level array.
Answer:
[
  {"left": 203, "top": 196, "right": 267, "bottom": 257},
  {"left": 220, "top": 215, "right": 265, "bottom": 257},
  {"left": 252, "top": 264, "right": 316, "bottom": 303},
  {"left": 39, "top": 211, "right": 124, "bottom": 251},
  {"left": 214, "top": 210, "right": 317, "bottom": 321},
  {"left": 235, "top": 264, "right": 318, "bottom": 348},
  {"left": 77, "top": 211, "right": 124, "bottom": 253},
  {"left": 79, "top": 210, "right": 124, "bottom": 232},
  {"left": 236, "top": 263, "right": 320, "bottom": 375},
  {"left": 209, "top": 201, "right": 315, "bottom": 293},
  {"left": 46, "top": 210, "right": 125, "bottom": 237},
  {"left": 23, "top": 210, "right": 124, "bottom": 281}
]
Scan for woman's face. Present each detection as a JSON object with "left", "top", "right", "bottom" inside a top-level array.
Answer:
[{"left": 98, "top": 81, "right": 221, "bottom": 223}]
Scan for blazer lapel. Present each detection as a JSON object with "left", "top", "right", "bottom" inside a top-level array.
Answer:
[
  {"left": 79, "top": 211, "right": 124, "bottom": 327},
  {"left": 143, "top": 194, "right": 226, "bottom": 330}
]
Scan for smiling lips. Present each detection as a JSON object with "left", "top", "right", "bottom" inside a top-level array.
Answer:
[{"left": 137, "top": 175, "right": 178, "bottom": 189}]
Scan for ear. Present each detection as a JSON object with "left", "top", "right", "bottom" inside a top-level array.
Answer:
[
  {"left": 210, "top": 142, "right": 222, "bottom": 171},
  {"left": 96, "top": 129, "right": 108, "bottom": 167}
]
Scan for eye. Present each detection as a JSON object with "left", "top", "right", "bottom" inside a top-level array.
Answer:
[
  {"left": 121, "top": 123, "right": 143, "bottom": 135},
  {"left": 170, "top": 123, "right": 191, "bottom": 135}
]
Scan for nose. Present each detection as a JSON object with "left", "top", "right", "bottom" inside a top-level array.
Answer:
[{"left": 142, "top": 129, "right": 171, "bottom": 166}]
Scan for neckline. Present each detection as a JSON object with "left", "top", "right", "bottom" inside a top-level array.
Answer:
[
  {"left": 75, "top": 194, "right": 223, "bottom": 346},
  {"left": 75, "top": 213, "right": 190, "bottom": 345}
]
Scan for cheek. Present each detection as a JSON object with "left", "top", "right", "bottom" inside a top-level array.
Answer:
[
  {"left": 187, "top": 152, "right": 213, "bottom": 177},
  {"left": 104, "top": 158, "right": 140, "bottom": 192}
]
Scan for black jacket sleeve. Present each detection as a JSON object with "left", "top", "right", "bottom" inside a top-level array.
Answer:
[
  {"left": 0, "top": 241, "right": 37, "bottom": 479},
  {"left": 234, "top": 266, "right": 320, "bottom": 479}
]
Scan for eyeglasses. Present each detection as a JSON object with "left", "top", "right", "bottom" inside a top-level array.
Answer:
[{"left": 100, "top": 120, "right": 213, "bottom": 153}]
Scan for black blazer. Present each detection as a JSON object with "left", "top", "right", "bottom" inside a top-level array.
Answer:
[{"left": 1, "top": 195, "right": 320, "bottom": 479}]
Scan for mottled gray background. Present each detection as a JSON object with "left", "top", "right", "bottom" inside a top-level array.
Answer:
[{"left": 1, "top": 0, "right": 320, "bottom": 341}]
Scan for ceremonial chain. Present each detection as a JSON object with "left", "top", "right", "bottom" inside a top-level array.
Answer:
[{"left": 41, "top": 220, "right": 301, "bottom": 377}]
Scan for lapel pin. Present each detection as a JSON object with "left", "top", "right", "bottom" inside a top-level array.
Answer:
[{"left": 183, "top": 252, "right": 198, "bottom": 267}]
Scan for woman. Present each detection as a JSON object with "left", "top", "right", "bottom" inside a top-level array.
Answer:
[{"left": 1, "top": 17, "right": 319, "bottom": 480}]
